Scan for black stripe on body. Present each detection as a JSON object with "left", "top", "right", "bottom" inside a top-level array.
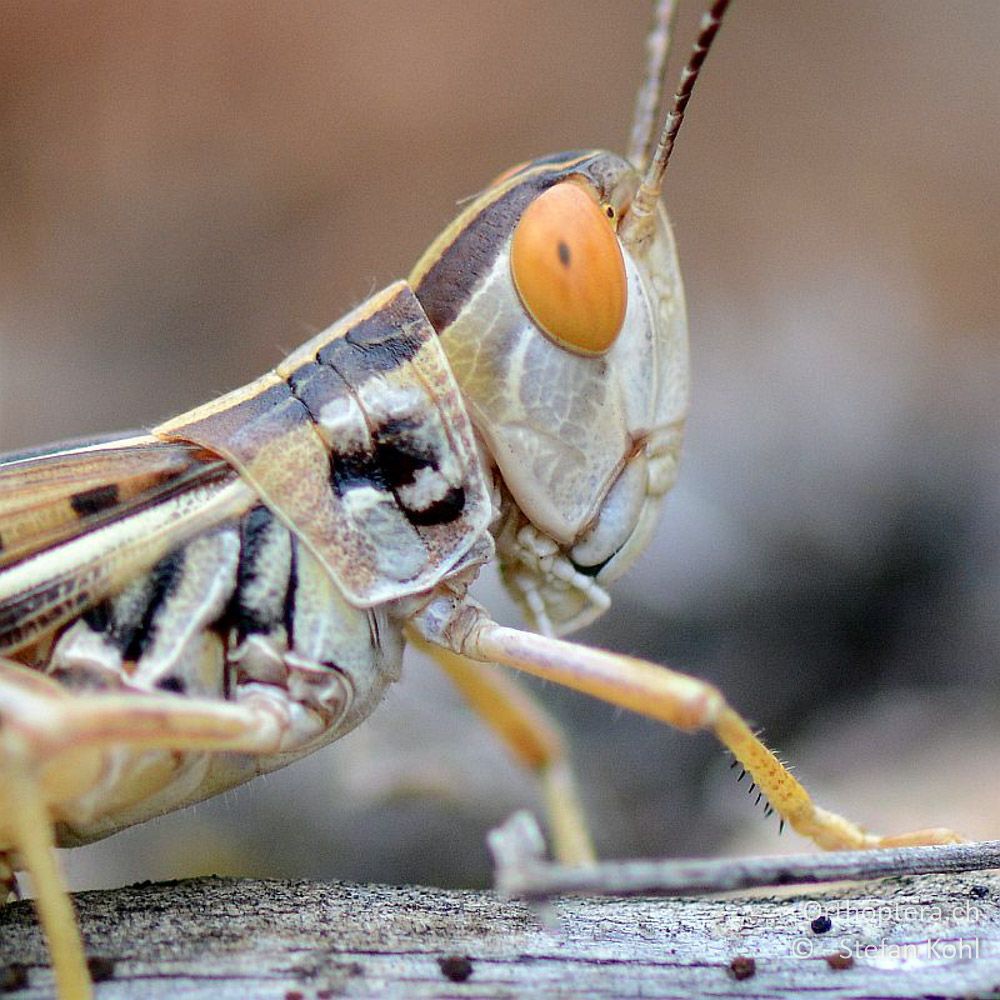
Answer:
[
  {"left": 316, "top": 287, "right": 427, "bottom": 381},
  {"left": 70, "top": 483, "right": 121, "bottom": 518},
  {"left": 283, "top": 536, "right": 298, "bottom": 649},
  {"left": 127, "top": 551, "right": 185, "bottom": 661},
  {"left": 233, "top": 505, "right": 290, "bottom": 640},
  {"left": 414, "top": 152, "right": 600, "bottom": 333},
  {"left": 82, "top": 601, "right": 111, "bottom": 634}
]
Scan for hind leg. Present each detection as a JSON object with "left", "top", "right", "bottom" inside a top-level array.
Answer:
[
  {"left": 1, "top": 737, "right": 92, "bottom": 999},
  {"left": 0, "top": 658, "right": 330, "bottom": 999}
]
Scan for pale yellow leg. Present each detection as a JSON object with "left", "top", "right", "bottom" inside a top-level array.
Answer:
[
  {"left": 0, "top": 658, "right": 304, "bottom": 999},
  {"left": 413, "top": 636, "right": 595, "bottom": 865},
  {"left": 1, "top": 734, "right": 92, "bottom": 1000},
  {"left": 457, "top": 622, "right": 963, "bottom": 851}
]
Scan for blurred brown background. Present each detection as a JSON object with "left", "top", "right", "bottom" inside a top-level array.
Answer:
[{"left": 1, "top": 2, "right": 998, "bottom": 890}]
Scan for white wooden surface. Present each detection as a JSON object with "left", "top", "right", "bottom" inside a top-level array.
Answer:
[{"left": 2, "top": 870, "right": 999, "bottom": 997}]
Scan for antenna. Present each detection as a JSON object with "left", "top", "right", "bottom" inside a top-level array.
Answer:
[
  {"left": 627, "top": 0, "right": 680, "bottom": 171},
  {"left": 621, "top": 0, "right": 731, "bottom": 248}
]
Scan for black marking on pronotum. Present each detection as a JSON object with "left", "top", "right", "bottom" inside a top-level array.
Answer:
[
  {"left": 156, "top": 676, "right": 186, "bottom": 694},
  {"left": 329, "top": 450, "right": 387, "bottom": 497},
  {"left": 374, "top": 420, "right": 467, "bottom": 526},
  {"left": 404, "top": 486, "right": 467, "bottom": 527},
  {"left": 557, "top": 240, "right": 572, "bottom": 267},
  {"left": 69, "top": 483, "right": 121, "bottom": 518},
  {"left": 316, "top": 289, "right": 427, "bottom": 381},
  {"left": 129, "top": 550, "right": 185, "bottom": 661},
  {"left": 375, "top": 424, "right": 435, "bottom": 491}
]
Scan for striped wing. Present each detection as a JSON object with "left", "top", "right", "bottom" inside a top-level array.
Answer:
[
  {"left": 0, "top": 433, "right": 233, "bottom": 570},
  {"left": 0, "top": 434, "right": 248, "bottom": 653}
]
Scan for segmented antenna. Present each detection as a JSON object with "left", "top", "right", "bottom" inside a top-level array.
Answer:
[
  {"left": 621, "top": 0, "right": 731, "bottom": 247},
  {"left": 627, "top": 0, "right": 680, "bottom": 171}
]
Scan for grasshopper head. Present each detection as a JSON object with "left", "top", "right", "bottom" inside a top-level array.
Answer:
[
  {"left": 411, "top": 2, "right": 727, "bottom": 634},
  {"left": 412, "top": 153, "right": 686, "bottom": 634}
]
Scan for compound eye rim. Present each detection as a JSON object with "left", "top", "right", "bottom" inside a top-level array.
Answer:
[{"left": 510, "top": 181, "right": 627, "bottom": 356}]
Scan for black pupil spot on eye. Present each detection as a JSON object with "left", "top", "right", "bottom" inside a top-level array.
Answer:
[{"left": 557, "top": 240, "right": 571, "bottom": 267}]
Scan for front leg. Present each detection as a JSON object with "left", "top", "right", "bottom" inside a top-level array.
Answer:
[{"left": 415, "top": 602, "right": 963, "bottom": 852}]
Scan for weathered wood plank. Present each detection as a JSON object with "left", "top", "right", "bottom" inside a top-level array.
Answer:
[{"left": 2, "top": 870, "right": 1000, "bottom": 997}]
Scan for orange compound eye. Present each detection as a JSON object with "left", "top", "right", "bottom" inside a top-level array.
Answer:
[{"left": 510, "top": 181, "right": 627, "bottom": 355}]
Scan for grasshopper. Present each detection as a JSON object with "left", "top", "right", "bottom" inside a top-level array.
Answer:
[{"left": 0, "top": 1, "right": 962, "bottom": 996}]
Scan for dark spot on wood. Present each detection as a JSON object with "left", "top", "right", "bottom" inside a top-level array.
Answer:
[
  {"left": 284, "top": 991, "right": 304, "bottom": 1000},
  {"left": 728, "top": 955, "right": 756, "bottom": 980},
  {"left": 825, "top": 951, "right": 854, "bottom": 970},
  {"left": 0, "top": 963, "right": 28, "bottom": 992},
  {"left": 438, "top": 955, "right": 473, "bottom": 982},
  {"left": 971, "top": 884, "right": 990, "bottom": 899},
  {"left": 70, "top": 483, "right": 120, "bottom": 518},
  {"left": 404, "top": 486, "right": 466, "bottom": 526},
  {"left": 557, "top": 240, "right": 572, "bottom": 267},
  {"left": 86, "top": 956, "right": 115, "bottom": 983},
  {"left": 811, "top": 914, "right": 832, "bottom": 934}
]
